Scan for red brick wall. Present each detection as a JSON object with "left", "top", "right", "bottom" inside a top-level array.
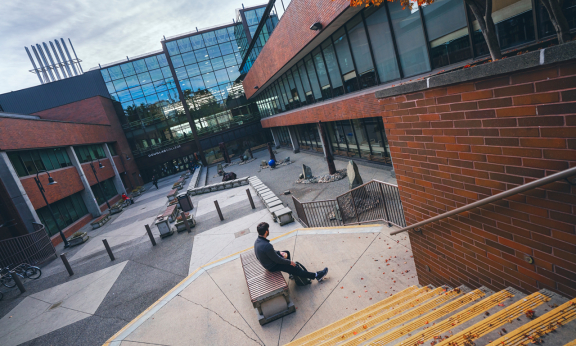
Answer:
[
  {"left": 82, "top": 158, "right": 116, "bottom": 186},
  {"left": 384, "top": 63, "right": 576, "bottom": 297},
  {"left": 243, "top": 0, "right": 350, "bottom": 99},
  {"left": 261, "top": 61, "right": 576, "bottom": 298},
  {"left": 32, "top": 97, "right": 111, "bottom": 125},
  {"left": 20, "top": 167, "right": 85, "bottom": 209}
]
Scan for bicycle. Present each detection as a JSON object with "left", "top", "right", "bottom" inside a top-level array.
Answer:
[{"left": 0, "top": 263, "right": 42, "bottom": 288}]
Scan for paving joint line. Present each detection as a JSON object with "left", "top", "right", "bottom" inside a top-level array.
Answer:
[{"left": 177, "top": 294, "right": 263, "bottom": 346}]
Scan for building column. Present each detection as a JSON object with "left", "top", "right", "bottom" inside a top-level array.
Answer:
[
  {"left": 270, "top": 128, "right": 281, "bottom": 149},
  {"left": 103, "top": 144, "right": 127, "bottom": 195},
  {"left": 288, "top": 126, "right": 300, "bottom": 153},
  {"left": 67, "top": 147, "right": 102, "bottom": 218},
  {"left": 317, "top": 122, "right": 336, "bottom": 175},
  {"left": 0, "top": 152, "right": 40, "bottom": 233}
]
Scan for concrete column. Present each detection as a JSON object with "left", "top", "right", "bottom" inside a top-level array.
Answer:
[
  {"left": 287, "top": 126, "right": 300, "bottom": 153},
  {"left": 270, "top": 128, "right": 281, "bottom": 149},
  {"left": 317, "top": 122, "right": 336, "bottom": 175},
  {"left": 67, "top": 147, "right": 102, "bottom": 218},
  {"left": 0, "top": 152, "right": 40, "bottom": 233},
  {"left": 103, "top": 144, "right": 127, "bottom": 195}
]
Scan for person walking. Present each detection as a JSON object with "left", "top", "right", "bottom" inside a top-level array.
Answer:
[
  {"left": 152, "top": 175, "right": 159, "bottom": 189},
  {"left": 254, "top": 222, "right": 328, "bottom": 282}
]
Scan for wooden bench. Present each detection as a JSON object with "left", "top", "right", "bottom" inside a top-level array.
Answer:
[
  {"left": 240, "top": 252, "right": 295, "bottom": 325},
  {"left": 167, "top": 189, "right": 177, "bottom": 201},
  {"left": 159, "top": 204, "right": 178, "bottom": 222}
]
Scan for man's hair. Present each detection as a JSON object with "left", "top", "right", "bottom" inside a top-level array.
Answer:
[{"left": 257, "top": 222, "right": 269, "bottom": 236}]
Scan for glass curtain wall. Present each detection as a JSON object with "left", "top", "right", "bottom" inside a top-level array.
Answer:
[
  {"left": 276, "top": 127, "right": 292, "bottom": 148},
  {"left": 74, "top": 144, "right": 106, "bottom": 163},
  {"left": 100, "top": 53, "right": 191, "bottom": 157},
  {"left": 8, "top": 148, "right": 72, "bottom": 177},
  {"left": 293, "top": 117, "right": 391, "bottom": 164},
  {"left": 36, "top": 192, "right": 89, "bottom": 237},
  {"left": 256, "top": 0, "right": 555, "bottom": 119}
]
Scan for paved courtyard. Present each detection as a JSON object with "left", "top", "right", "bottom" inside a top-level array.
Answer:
[{"left": 0, "top": 150, "right": 401, "bottom": 346}]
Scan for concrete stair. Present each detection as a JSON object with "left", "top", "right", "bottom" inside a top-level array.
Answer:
[{"left": 285, "top": 284, "right": 576, "bottom": 346}]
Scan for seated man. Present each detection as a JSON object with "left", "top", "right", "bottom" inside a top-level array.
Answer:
[
  {"left": 121, "top": 193, "right": 133, "bottom": 205},
  {"left": 254, "top": 222, "right": 328, "bottom": 282}
]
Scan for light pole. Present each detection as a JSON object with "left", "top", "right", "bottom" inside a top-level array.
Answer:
[
  {"left": 89, "top": 153, "right": 111, "bottom": 210},
  {"left": 34, "top": 171, "right": 69, "bottom": 248}
]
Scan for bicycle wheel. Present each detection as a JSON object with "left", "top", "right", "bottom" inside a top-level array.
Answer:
[
  {"left": 25, "top": 267, "right": 41, "bottom": 279},
  {"left": 1, "top": 276, "right": 16, "bottom": 288}
]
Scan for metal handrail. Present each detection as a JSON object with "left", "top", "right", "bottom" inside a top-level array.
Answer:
[
  {"left": 335, "top": 179, "right": 399, "bottom": 199},
  {"left": 390, "top": 166, "right": 576, "bottom": 235}
]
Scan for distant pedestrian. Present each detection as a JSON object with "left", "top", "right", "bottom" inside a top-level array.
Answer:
[
  {"left": 152, "top": 175, "right": 159, "bottom": 189},
  {"left": 121, "top": 193, "right": 134, "bottom": 205}
]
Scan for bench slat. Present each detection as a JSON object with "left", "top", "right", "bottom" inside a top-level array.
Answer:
[{"left": 241, "top": 252, "right": 288, "bottom": 303}]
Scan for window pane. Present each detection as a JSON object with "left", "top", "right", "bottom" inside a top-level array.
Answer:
[
  {"left": 133, "top": 60, "right": 148, "bottom": 74},
  {"left": 215, "top": 28, "right": 230, "bottom": 43},
  {"left": 120, "top": 62, "right": 136, "bottom": 77},
  {"left": 149, "top": 69, "right": 164, "bottom": 82},
  {"left": 214, "top": 69, "right": 230, "bottom": 85},
  {"left": 389, "top": 1, "right": 431, "bottom": 77},
  {"left": 203, "top": 31, "right": 218, "bottom": 46},
  {"left": 55, "top": 148, "right": 69, "bottom": 166},
  {"left": 166, "top": 41, "right": 180, "bottom": 56},
  {"left": 20, "top": 151, "right": 37, "bottom": 175},
  {"left": 423, "top": 0, "right": 471, "bottom": 69},
  {"left": 320, "top": 40, "right": 344, "bottom": 96},
  {"left": 347, "top": 14, "right": 376, "bottom": 89},
  {"left": 304, "top": 56, "right": 323, "bottom": 100},
  {"left": 364, "top": 6, "right": 400, "bottom": 83},
  {"left": 171, "top": 55, "right": 184, "bottom": 68},
  {"left": 108, "top": 66, "right": 123, "bottom": 80},
  {"left": 195, "top": 49, "right": 209, "bottom": 62},
  {"left": 46, "top": 149, "right": 60, "bottom": 169},
  {"left": 190, "top": 35, "right": 205, "bottom": 49},
  {"left": 145, "top": 56, "right": 160, "bottom": 70},
  {"left": 101, "top": 69, "right": 111, "bottom": 82},
  {"left": 125, "top": 75, "right": 140, "bottom": 89},
  {"left": 219, "top": 42, "right": 234, "bottom": 56},
  {"left": 332, "top": 28, "right": 355, "bottom": 75},
  {"left": 157, "top": 54, "right": 169, "bottom": 67},
  {"left": 181, "top": 52, "right": 197, "bottom": 66},
  {"left": 190, "top": 76, "right": 205, "bottom": 91},
  {"left": 137, "top": 72, "right": 152, "bottom": 85},
  {"left": 177, "top": 38, "right": 193, "bottom": 53},
  {"left": 290, "top": 68, "right": 306, "bottom": 105},
  {"left": 202, "top": 72, "right": 217, "bottom": 88},
  {"left": 113, "top": 79, "right": 128, "bottom": 92},
  {"left": 8, "top": 152, "right": 27, "bottom": 176},
  {"left": 312, "top": 48, "right": 332, "bottom": 99},
  {"left": 199, "top": 60, "right": 213, "bottom": 74},
  {"left": 493, "top": 0, "right": 534, "bottom": 50},
  {"left": 38, "top": 150, "right": 53, "bottom": 171}
]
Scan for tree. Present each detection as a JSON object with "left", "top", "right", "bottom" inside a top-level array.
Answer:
[
  {"left": 345, "top": 0, "right": 503, "bottom": 61},
  {"left": 540, "top": 0, "right": 571, "bottom": 44}
]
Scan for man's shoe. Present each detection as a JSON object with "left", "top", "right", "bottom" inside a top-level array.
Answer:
[{"left": 316, "top": 268, "right": 328, "bottom": 281}]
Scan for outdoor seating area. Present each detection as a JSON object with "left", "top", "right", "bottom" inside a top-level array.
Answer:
[
  {"left": 248, "top": 176, "right": 294, "bottom": 226},
  {"left": 166, "top": 189, "right": 178, "bottom": 201},
  {"left": 90, "top": 213, "right": 111, "bottom": 230},
  {"left": 109, "top": 199, "right": 129, "bottom": 215},
  {"left": 131, "top": 186, "right": 145, "bottom": 197}
]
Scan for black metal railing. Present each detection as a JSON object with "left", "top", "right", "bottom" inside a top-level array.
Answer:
[
  {"left": 0, "top": 223, "right": 57, "bottom": 268},
  {"left": 292, "top": 180, "right": 406, "bottom": 228}
]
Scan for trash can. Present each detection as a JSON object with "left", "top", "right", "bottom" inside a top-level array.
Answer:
[{"left": 178, "top": 194, "right": 194, "bottom": 212}]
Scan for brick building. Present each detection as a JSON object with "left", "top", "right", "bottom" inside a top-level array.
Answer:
[
  {"left": 244, "top": 0, "right": 576, "bottom": 298},
  {"left": 0, "top": 86, "right": 142, "bottom": 245}
]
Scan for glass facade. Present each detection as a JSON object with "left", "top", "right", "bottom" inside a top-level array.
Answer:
[
  {"left": 36, "top": 192, "right": 89, "bottom": 237},
  {"left": 239, "top": 7, "right": 280, "bottom": 74},
  {"left": 74, "top": 144, "right": 106, "bottom": 163},
  {"left": 8, "top": 148, "right": 72, "bottom": 177},
  {"left": 256, "top": 1, "right": 544, "bottom": 119},
  {"left": 91, "top": 177, "right": 119, "bottom": 205},
  {"left": 287, "top": 118, "right": 391, "bottom": 165}
]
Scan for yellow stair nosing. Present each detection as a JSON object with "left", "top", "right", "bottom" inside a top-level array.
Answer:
[
  {"left": 329, "top": 287, "right": 481, "bottom": 346},
  {"left": 318, "top": 287, "right": 445, "bottom": 345},
  {"left": 486, "top": 297, "right": 576, "bottom": 346},
  {"left": 433, "top": 290, "right": 551, "bottom": 346},
  {"left": 565, "top": 338, "right": 576, "bottom": 346},
  {"left": 351, "top": 288, "right": 497, "bottom": 346},
  {"left": 285, "top": 285, "right": 424, "bottom": 346}
]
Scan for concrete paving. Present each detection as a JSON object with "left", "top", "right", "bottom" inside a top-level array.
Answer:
[{"left": 105, "top": 225, "right": 415, "bottom": 346}]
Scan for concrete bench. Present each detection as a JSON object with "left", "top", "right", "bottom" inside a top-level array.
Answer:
[
  {"left": 269, "top": 205, "right": 285, "bottom": 222},
  {"left": 240, "top": 252, "right": 295, "bottom": 325},
  {"left": 275, "top": 207, "right": 294, "bottom": 226},
  {"left": 265, "top": 198, "right": 282, "bottom": 210},
  {"left": 260, "top": 192, "right": 275, "bottom": 201},
  {"left": 159, "top": 204, "right": 178, "bottom": 223},
  {"left": 167, "top": 189, "right": 178, "bottom": 201}
]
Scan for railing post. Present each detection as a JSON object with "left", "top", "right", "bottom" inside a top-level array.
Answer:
[
  {"left": 11, "top": 272, "right": 26, "bottom": 293},
  {"left": 145, "top": 224, "right": 157, "bottom": 246},
  {"left": 214, "top": 201, "right": 224, "bottom": 221},
  {"left": 246, "top": 189, "right": 255, "bottom": 209},
  {"left": 60, "top": 253, "right": 74, "bottom": 276},
  {"left": 379, "top": 183, "right": 392, "bottom": 227}
]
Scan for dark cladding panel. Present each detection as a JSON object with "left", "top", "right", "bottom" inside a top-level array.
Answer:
[{"left": 0, "top": 70, "right": 110, "bottom": 115}]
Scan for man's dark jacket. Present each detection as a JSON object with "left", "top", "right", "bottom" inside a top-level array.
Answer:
[{"left": 254, "top": 236, "right": 291, "bottom": 270}]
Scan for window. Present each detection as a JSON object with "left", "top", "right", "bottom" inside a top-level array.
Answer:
[
  {"left": 423, "top": 0, "right": 471, "bottom": 68},
  {"left": 74, "top": 144, "right": 106, "bottom": 164},
  {"left": 388, "top": 1, "right": 431, "bottom": 77},
  {"left": 346, "top": 14, "right": 377, "bottom": 89},
  {"left": 304, "top": 55, "right": 323, "bottom": 101},
  {"left": 363, "top": 6, "right": 400, "bottom": 83},
  {"left": 91, "top": 177, "right": 119, "bottom": 205},
  {"left": 321, "top": 40, "right": 344, "bottom": 97},
  {"left": 36, "top": 192, "right": 89, "bottom": 237},
  {"left": 332, "top": 28, "right": 358, "bottom": 93},
  {"left": 107, "top": 143, "right": 117, "bottom": 156},
  {"left": 8, "top": 148, "right": 73, "bottom": 177}
]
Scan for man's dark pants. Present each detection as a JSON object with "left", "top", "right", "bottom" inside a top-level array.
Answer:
[{"left": 269, "top": 250, "right": 316, "bottom": 279}]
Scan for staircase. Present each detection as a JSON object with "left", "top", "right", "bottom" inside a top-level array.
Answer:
[{"left": 286, "top": 285, "right": 576, "bottom": 346}]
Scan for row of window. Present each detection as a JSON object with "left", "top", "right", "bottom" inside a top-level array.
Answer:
[
  {"left": 279, "top": 118, "right": 391, "bottom": 165},
  {"left": 74, "top": 144, "right": 106, "bottom": 164},
  {"left": 37, "top": 192, "right": 89, "bottom": 237},
  {"left": 240, "top": 12, "right": 279, "bottom": 74},
  {"left": 8, "top": 148, "right": 72, "bottom": 178},
  {"left": 166, "top": 26, "right": 240, "bottom": 56},
  {"left": 91, "top": 177, "right": 119, "bottom": 206},
  {"left": 256, "top": 0, "right": 563, "bottom": 118}
]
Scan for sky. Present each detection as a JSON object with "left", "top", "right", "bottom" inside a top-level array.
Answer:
[{"left": 0, "top": 0, "right": 267, "bottom": 94}]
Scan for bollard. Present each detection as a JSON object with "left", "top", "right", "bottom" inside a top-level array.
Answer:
[
  {"left": 145, "top": 224, "right": 157, "bottom": 246},
  {"left": 214, "top": 200, "right": 224, "bottom": 221},
  {"left": 181, "top": 212, "right": 192, "bottom": 233},
  {"left": 60, "top": 253, "right": 74, "bottom": 276},
  {"left": 11, "top": 272, "right": 26, "bottom": 293},
  {"left": 246, "top": 189, "right": 255, "bottom": 209},
  {"left": 102, "top": 239, "right": 115, "bottom": 261}
]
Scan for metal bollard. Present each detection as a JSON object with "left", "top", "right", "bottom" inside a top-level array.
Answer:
[
  {"left": 60, "top": 253, "right": 74, "bottom": 276},
  {"left": 246, "top": 189, "right": 255, "bottom": 209},
  {"left": 181, "top": 212, "right": 192, "bottom": 233},
  {"left": 145, "top": 224, "right": 157, "bottom": 246},
  {"left": 102, "top": 239, "right": 115, "bottom": 261},
  {"left": 214, "top": 200, "right": 224, "bottom": 221},
  {"left": 11, "top": 272, "right": 26, "bottom": 293}
]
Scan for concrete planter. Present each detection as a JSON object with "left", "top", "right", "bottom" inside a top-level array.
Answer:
[
  {"left": 68, "top": 232, "right": 89, "bottom": 246},
  {"left": 175, "top": 215, "right": 196, "bottom": 232},
  {"left": 155, "top": 218, "right": 174, "bottom": 238},
  {"left": 90, "top": 213, "right": 111, "bottom": 229}
]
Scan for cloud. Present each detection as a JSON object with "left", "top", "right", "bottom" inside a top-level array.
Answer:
[{"left": 0, "top": 0, "right": 267, "bottom": 94}]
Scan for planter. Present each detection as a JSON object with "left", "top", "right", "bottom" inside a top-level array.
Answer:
[
  {"left": 132, "top": 190, "right": 141, "bottom": 197},
  {"left": 68, "top": 232, "right": 89, "bottom": 246},
  {"left": 175, "top": 214, "right": 196, "bottom": 232},
  {"left": 155, "top": 218, "right": 174, "bottom": 238},
  {"left": 90, "top": 213, "right": 110, "bottom": 229},
  {"left": 110, "top": 202, "right": 124, "bottom": 215},
  {"left": 167, "top": 189, "right": 177, "bottom": 201}
]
